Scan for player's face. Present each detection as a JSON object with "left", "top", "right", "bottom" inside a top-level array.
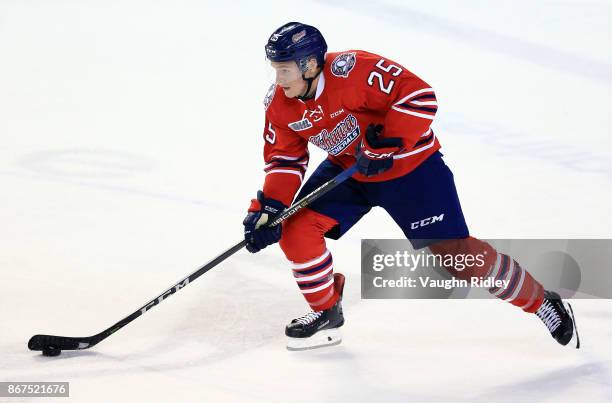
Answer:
[{"left": 270, "top": 61, "right": 306, "bottom": 98}]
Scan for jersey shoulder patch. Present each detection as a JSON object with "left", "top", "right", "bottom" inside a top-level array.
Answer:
[
  {"left": 331, "top": 52, "right": 357, "bottom": 78},
  {"left": 263, "top": 83, "right": 276, "bottom": 111}
]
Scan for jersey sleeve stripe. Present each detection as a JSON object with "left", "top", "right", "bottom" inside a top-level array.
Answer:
[
  {"left": 412, "top": 130, "right": 435, "bottom": 148},
  {"left": 265, "top": 169, "right": 304, "bottom": 180},
  {"left": 397, "top": 103, "right": 438, "bottom": 113},
  {"left": 271, "top": 157, "right": 308, "bottom": 164},
  {"left": 268, "top": 154, "right": 306, "bottom": 161},
  {"left": 264, "top": 160, "right": 307, "bottom": 171},
  {"left": 264, "top": 152, "right": 309, "bottom": 178},
  {"left": 391, "top": 106, "right": 435, "bottom": 120},
  {"left": 409, "top": 100, "right": 438, "bottom": 106},
  {"left": 392, "top": 88, "right": 437, "bottom": 119},
  {"left": 411, "top": 94, "right": 437, "bottom": 102},
  {"left": 393, "top": 131, "right": 437, "bottom": 159},
  {"left": 396, "top": 88, "right": 435, "bottom": 102}
]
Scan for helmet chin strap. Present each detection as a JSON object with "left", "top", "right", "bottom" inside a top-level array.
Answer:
[{"left": 296, "top": 68, "right": 322, "bottom": 101}]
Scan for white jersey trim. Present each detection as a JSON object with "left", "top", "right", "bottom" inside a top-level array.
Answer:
[
  {"left": 268, "top": 155, "right": 303, "bottom": 161},
  {"left": 315, "top": 72, "right": 326, "bottom": 101},
  {"left": 410, "top": 100, "right": 438, "bottom": 106},
  {"left": 265, "top": 160, "right": 308, "bottom": 169},
  {"left": 391, "top": 106, "right": 435, "bottom": 120},
  {"left": 394, "top": 88, "right": 435, "bottom": 105},
  {"left": 420, "top": 128, "right": 432, "bottom": 137},
  {"left": 265, "top": 169, "right": 304, "bottom": 180}
]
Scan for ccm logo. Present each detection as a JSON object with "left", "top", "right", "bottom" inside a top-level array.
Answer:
[
  {"left": 330, "top": 108, "right": 345, "bottom": 118},
  {"left": 411, "top": 214, "right": 444, "bottom": 229},
  {"left": 364, "top": 149, "right": 394, "bottom": 159},
  {"left": 140, "top": 278, "right": 190, "bottom": 314}
]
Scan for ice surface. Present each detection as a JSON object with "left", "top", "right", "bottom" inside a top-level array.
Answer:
[{"left": 1, "top": 1, "right": 611, "bottom": 402}]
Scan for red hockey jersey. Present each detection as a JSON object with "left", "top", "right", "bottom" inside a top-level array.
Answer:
[{"left": 261, "top": 50, "right": 441, "bottom": 206}]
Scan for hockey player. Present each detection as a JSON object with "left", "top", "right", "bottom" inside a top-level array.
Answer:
[{"left": 243, "top": 22, "right": 579, "bottom": 350}]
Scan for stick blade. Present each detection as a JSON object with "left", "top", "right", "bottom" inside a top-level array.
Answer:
[{"left": 28, "top": 334, "right": 92, "bottom": 351}]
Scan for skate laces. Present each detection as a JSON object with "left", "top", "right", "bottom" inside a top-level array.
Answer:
[
  {"left": 295, "top": 311, "right": 323, "bottom": 325},
  {"left": 536, "top": 299, "right": 562, "bottom": 333}
]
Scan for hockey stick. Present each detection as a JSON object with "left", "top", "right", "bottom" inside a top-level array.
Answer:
[{"left": 28, "top": 164, "right": 358, "bottom": 355}]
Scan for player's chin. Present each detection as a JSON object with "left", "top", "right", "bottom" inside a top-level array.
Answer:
[{"left": 281, "top": 86, "right": 295, "bottom": 97}]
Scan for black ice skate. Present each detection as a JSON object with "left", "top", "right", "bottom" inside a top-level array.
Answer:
[
  {"left": 535, "top": 290, "right": 580, "bottom": 348},
  {"left": 286, "top": 273, "right": 345, "bottom": 351}
]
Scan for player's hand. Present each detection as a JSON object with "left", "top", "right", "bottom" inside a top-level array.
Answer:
[
  {"left": 356, "top": 124, "right": 403, "bottom": 177},
  {"left": 243, "top": 191, "right": 287, "bottom": 253}
]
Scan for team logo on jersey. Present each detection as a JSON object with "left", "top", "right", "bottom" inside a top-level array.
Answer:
[
  {"left": 263, "top": 83, "right": 276, "bottom": 111},
  {"left": 309, "top": 114, "right": 360, "bottom": 155},
  {"left": 304, "top": 105, "right": 324, "bottom": 122},
  {"left": 331, "top": 52, "right": 356, "bottom": 78},
  {"left": 288, "top": 118, "right": 313, "bottom": 132}
]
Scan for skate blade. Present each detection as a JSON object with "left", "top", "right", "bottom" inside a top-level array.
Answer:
[
  {"left": 566, "top": 302, "right": 581, "bottom": 349},
  {"left": 286, "top": 328, "right": 342, "bottom": 351}
]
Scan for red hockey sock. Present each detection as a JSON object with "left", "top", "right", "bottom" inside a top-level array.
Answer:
[
  {"left": 487, "top": 252, "right": 544, "bottom": 312},
  {"left": 279, "top": 208, "right": 340, "bottom": 311},
  {"left": 291, "top": 249, "right": 337, "bottom": 310},
  {"left": 429, "top": 237, "right": 544, "bottom": 312}
]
